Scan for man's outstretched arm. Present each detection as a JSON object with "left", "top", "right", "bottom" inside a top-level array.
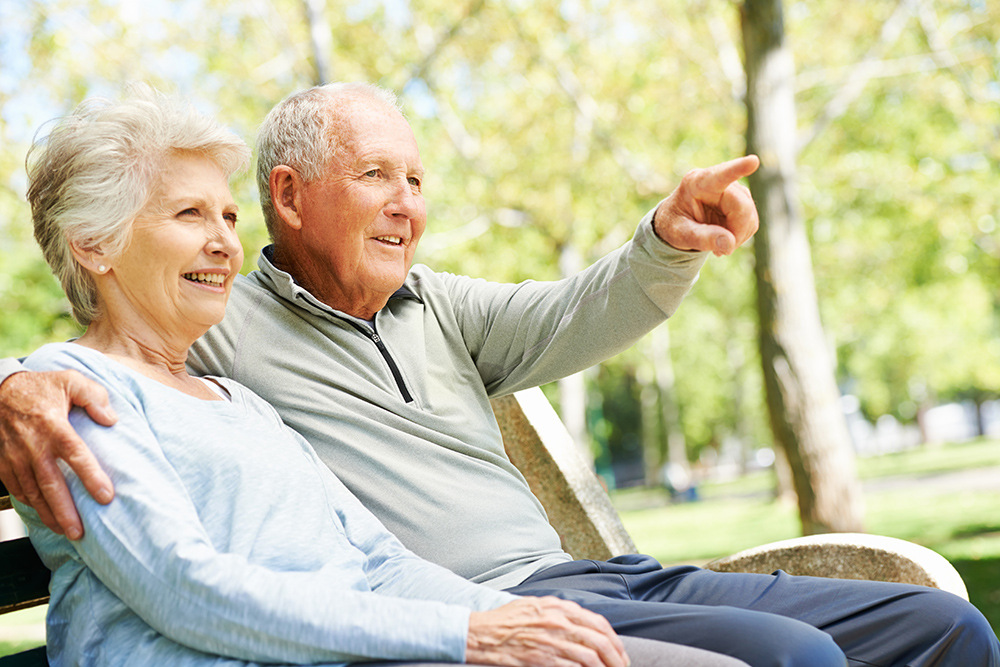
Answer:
[{"left": 0, "top": 365, "right": 116, "bottom": 539}]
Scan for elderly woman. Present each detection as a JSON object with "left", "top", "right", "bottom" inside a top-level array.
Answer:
[{"left": 12, "top": 90, "right": 651, "bottom": 667}]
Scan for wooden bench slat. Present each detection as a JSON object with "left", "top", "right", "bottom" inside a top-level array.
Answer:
[
  {"left": 0, "top": 482, "right": 49, "bottom": 611},
  {"left": 0, "top": 536, "right": 49, "bottom": 614},
  {"left": 0, "top": 645, "right": 47, "bottom": 666},
  {"left": 0, "top": 480, "right": 10, "bottom": 511},
  {"left": 0, "top": 485, "right": 49, "bottom": 664}
]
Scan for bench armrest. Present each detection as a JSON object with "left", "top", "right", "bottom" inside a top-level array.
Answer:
[{"left": 705, "top": 532, "right": 968, "bottom": 600}]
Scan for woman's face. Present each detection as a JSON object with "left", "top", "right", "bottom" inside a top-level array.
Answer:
[{"left": 106, "top": 152, "right": 243, "bottom": 341}]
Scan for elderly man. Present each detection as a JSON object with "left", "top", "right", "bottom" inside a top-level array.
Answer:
[{"left": 2, "top": 83, "right": 998, "bottom": 667}]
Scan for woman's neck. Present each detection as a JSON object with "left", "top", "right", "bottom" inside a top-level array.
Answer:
[{"left": 75, "top": 319, "right": 219, "bottom": 401}]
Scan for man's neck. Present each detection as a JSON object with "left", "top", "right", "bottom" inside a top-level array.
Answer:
[{"left": 268, "top": 244, "right": 388, "bottom": 320}]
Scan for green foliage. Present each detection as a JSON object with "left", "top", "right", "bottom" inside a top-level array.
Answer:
[{"left": 1, "top": 0, "right": 997, "bottom": 469}]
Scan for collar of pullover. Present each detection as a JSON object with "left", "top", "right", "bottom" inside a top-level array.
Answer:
[{"left": 253, "top": 245, "right": 423, "bottom": 320}]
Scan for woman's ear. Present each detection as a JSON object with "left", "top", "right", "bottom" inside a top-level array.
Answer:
[
  {"left": 269, "top": 165, "right": 305, "bottom": 232},
  {"left": 70, "top": 241, "right": 110, "bottom": 275}
]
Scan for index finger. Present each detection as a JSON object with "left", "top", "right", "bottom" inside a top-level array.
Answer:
[{"left": 688, "top": 155, "right": 760, "bottom": 199}]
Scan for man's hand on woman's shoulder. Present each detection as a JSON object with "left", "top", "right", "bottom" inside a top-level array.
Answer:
[{"left": 0, "top": 369, "right": 117, "bottom": 539}]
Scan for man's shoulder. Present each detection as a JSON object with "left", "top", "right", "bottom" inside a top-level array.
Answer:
[
  {"left": 232, "top": 271, "right": 273, "bottom": 299},
  {"left": 404, "top": 264, "right": 493, "bottom": 301},
  {"left": 224, "top": 272, "right": 288, "bottom": 318},
  {"left": 403, "top": 263, "right": 442, "bottom": 289}
]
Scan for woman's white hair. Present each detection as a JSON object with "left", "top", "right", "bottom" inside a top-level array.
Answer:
[
  {"left": 27, "top": 85, "right": 250, "bottom": 326},
  {"left": 255, "top": 82, "right": 401, "bottom": 239}
]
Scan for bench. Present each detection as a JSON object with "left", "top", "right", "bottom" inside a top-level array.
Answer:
[
  {"left": 0, "top": 483, "right": 48, "bottom": 666},
  {"left": 0, "top": 387, "right": 968, "bottom": 665}
]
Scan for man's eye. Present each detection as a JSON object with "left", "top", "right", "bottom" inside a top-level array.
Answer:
[
  {"left": 364, "top": 169, "right": 379, "bottom": 178},
  {"left": 408, "top": 177, "right": 421, "bottom": 189},
  {"left": 179, "top": 208, "right": 198, "bottom": 217},
  {"left": 224, "top": 212, "right": 238, "bottom": 225}
]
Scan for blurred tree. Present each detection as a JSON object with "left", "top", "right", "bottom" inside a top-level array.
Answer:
[
  {"left": 742, "top": 0, "right": 864, "bottom": 534},
  {"left": 803, "top": 0, "right": 1000, "bottom": 425}
]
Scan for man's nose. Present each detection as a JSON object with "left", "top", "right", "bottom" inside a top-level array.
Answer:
[{"left": 386, "top": 177, "right": 420, "bottom": 218}]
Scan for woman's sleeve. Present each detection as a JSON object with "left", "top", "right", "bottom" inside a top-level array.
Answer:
[
  {"left": 52, "top": 375, "right": 479, "bottom": 664},
  {"left": 0, "top": 357, "right": 26, "bottom": 386}
]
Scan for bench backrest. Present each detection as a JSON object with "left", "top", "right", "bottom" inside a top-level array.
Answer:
[
  {"left": 0, "top": 484, "right": 50, "bottom": 615},
  {"left": 490, "top": 388, "right": 636, "bottom": 560}
]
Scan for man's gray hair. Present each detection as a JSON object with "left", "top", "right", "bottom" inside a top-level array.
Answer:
[
  {"left": 254, "top": 82, "right": 401, "bottom": 240},
  {"left": 26, "top": 85, "right": 250, "bottom": 326}
]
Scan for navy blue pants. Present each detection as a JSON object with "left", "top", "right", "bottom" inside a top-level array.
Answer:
[{"left": 505, "top": 555, "right": 1000, "bottom": 667}]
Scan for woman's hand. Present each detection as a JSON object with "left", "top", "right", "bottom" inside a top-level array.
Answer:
[{"left": 467, "top": 597, "right": 629, "bottom": 667}]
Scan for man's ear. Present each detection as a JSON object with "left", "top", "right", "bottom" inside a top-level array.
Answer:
[
  {"left": 269, "top": 166, "right": 306, "bottom": 232},
  {"left": 70, "top": 241, "right": 109, "bottom": 275}
]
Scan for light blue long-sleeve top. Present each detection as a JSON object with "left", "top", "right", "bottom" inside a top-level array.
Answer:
[{"left": 14, "top": 343, "right": 515, "bottom": 667}]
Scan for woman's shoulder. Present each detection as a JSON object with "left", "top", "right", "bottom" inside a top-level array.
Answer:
[
  {"left": 24, "top": 343, "right": 151, "bottom": 407},
  {"left": 25, "top": 342, "right": 114, "bottom": 377}
]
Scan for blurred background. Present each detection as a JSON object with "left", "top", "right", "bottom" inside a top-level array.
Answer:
[{"left": 1, "top": 0, "right": 998, "bottom": 648}]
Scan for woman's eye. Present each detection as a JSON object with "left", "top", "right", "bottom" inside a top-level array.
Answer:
[
  {"left": 364, "top": 169, "right": 379, "bottom": 178},
  {"left": 224, "top": 213, "right": 238, "bottom": 225},
  {"left": 408, "top": 176, "right": 421, "bottom": 189},
  {"left": 179, "top": 208, "right": 198, "bottom": 217}
]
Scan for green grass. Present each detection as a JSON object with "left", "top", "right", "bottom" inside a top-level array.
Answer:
[
  {"left": 614, "top": 437, "right": 1000, "bottom": 636},
  {"left": 0, "top": 606, "right": 46, "bottom": 657},
  {"left": 855, "top": 439, "right": 1000, "bottom": 480}
]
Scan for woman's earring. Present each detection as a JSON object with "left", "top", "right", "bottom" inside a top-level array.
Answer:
[{"left": 98, "top": 265, "right": 107, "bottom": 273}]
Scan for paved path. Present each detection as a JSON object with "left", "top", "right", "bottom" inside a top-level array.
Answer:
[{"left": 861, "top": 466, "right": 1000, "bottom": 495}]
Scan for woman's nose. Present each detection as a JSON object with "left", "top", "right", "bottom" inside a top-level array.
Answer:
[{"left": 206, "top": 218, "right": 240, "bottom": 257}]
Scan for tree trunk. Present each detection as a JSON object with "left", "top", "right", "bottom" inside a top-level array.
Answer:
[
  {"left": 638, "top": 326, "right": 688, "bottom": 486},
  {"left": 651, "top": 325, "right": 688, "bottom": 474},
  {"left": 741, "top": 0, "right": 864, "bottom": 534},
  {"left": 301, "top": 0, "right": 332, "bottom": 85},
  {"left": 558, "top": 243, "right": 593, "bottom": 466}
]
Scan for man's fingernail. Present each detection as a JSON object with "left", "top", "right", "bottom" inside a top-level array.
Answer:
[
  {"left": 66, "top": 527, "right": 82, "bottom": 540},
  {"left": 96, "top": 487, "right": 113, "bottom": 504},
  {"left": 715, "top": 237, "right": 733, "bottom": 253}
]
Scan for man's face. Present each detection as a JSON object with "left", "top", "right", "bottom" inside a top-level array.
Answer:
[{"left": 295, "top": 99, "right": 426, "bottom": 318}]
